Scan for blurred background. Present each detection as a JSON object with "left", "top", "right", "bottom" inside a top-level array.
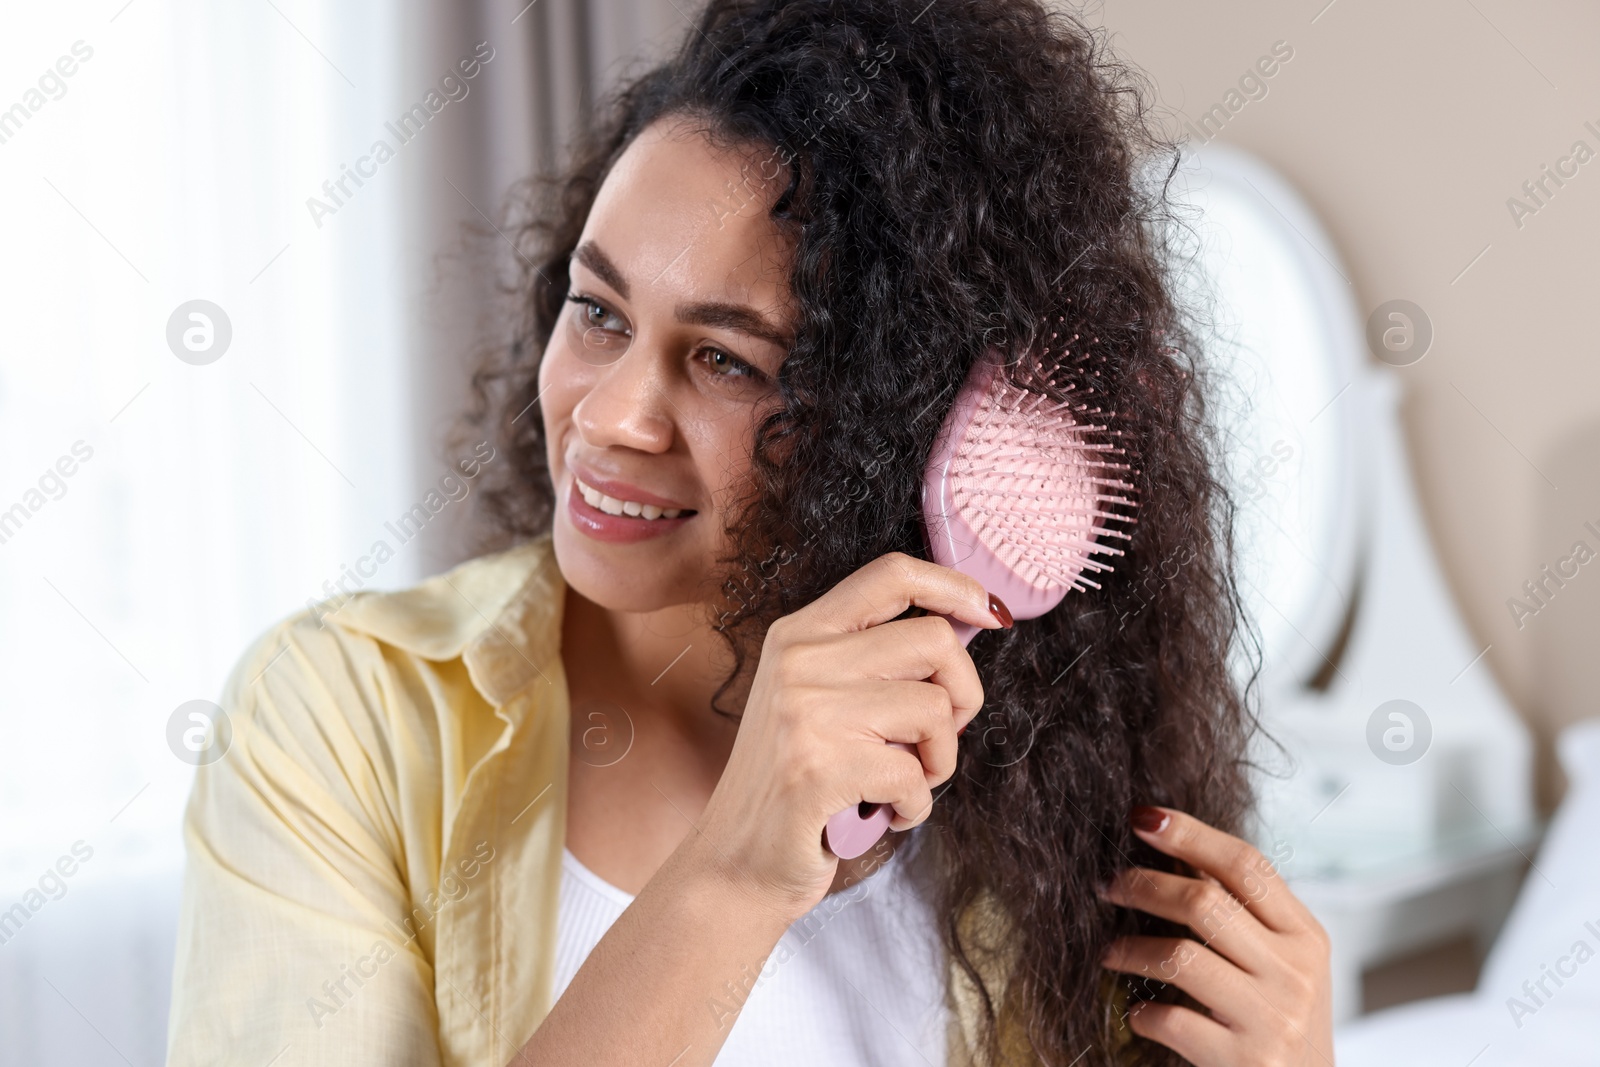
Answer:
[{"left": 1, "top": 0, "right": 1596, "bottom": 1063}]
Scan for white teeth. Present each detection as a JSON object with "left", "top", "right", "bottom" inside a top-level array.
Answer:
[{"left": 575, "top": 476, "right": 687, "bottom": 520}]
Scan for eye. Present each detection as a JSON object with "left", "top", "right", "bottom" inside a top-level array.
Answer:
[
  {"left": 697, "top": 347, "right": 763, "bottom": 383},
  {"left": 565, "top": 293, "right": 628, "bottom": 335}
]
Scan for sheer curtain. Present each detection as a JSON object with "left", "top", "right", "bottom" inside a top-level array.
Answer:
[
  {"left": 0, "top": 2, "right": 410, "bottom": 1063},
  {"left": 0, "top": 1, "right": 681, "bottom": 1063}
]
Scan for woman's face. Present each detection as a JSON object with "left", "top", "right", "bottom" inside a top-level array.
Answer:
[{"left": 540, "top": 117, "right": 795, "bottom": 614}]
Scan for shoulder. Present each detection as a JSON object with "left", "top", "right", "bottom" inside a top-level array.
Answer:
[
  {"left": 213, "top": 535, "right": 563, "bottom": 781},
  {"left": 170, "top": 546, "right": 563, "bottom": 1067},
  {"left": 190, "top": 536, "right": 564, "bottom": 851}
]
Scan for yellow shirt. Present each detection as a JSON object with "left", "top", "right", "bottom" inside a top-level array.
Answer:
[{"left": 166, "top": 534, "right": 1052, "bottom": 1066}]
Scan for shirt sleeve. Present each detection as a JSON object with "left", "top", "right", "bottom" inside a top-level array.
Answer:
[{"left": 165, "top": 612, "right": 444, "bottom": 1067}]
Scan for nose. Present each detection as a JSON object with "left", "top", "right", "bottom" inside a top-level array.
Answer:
[{"left": 571, "top": 342, "right": 676, "bottom": 454}]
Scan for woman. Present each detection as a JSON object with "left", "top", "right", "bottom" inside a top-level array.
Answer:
[{"left": 167, "top": 0, "right": 1333, "bottom": 1064}]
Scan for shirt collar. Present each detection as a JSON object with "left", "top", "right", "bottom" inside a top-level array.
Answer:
[{"left": 327, "top": 534, "right": 566, "bottom": 707}]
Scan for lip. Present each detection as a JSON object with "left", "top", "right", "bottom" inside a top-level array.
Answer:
[{"left": 564, "top": 470, "right": 696, "bottom": 545}]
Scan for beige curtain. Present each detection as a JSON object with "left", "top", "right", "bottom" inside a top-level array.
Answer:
[{"left": 396, "top": 0, "right": 688, "bottom": 573}]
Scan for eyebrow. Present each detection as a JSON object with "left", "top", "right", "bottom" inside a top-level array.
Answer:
[
  {"left": 675, "top": 300, "right": 792, "bottom": 350},
  {"left": 572, "top": 239, "right": 792, "bottom": 351},
  {"left": 573, "top": 241, "right": 631, "bottom": 300}
]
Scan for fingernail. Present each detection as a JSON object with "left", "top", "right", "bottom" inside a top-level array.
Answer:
[
  {"left": 987, "top": 593, "right": 1014, "bottom": 629},
  {"left": 1131, "top": 806, "right": 1170, "bottom": 834}
]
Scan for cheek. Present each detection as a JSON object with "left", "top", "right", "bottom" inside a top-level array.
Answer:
[{"left": 693, "top": 414, "right": 762, "bottom": 517}]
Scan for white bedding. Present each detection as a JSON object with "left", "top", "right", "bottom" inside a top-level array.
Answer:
[{"left": 1335, "top": 719, "right": 1600, "bottom": 1065}]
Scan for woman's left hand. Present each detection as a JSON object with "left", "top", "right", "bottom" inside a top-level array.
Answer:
[{"left": 1099, "top": 806, "right": 1335, "bottom": 1066}]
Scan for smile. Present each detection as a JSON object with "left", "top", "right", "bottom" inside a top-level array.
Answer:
[
  {"left": 573, "top": 474, "right": 691, "bottom": 519},
  {"left": 565, "top": 473, "right": 697, "bottom": 545}
]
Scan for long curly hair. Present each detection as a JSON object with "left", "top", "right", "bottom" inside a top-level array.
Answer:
[{"left": 460, "top": 0, "right": 1257, "bottom": 1062}]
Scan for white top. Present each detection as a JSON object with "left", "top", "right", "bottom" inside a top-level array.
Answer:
[{"left": 552, "top": 830, "right": 951, "bottom": 1065}]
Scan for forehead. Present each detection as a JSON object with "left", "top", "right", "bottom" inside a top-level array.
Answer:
[{"left": 579, "top": 118, "right": 794, "bottom": 310}]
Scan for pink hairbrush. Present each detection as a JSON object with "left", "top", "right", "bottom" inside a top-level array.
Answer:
[{"left": 822, "top": 338, "right": 1136, "bottom": 860}]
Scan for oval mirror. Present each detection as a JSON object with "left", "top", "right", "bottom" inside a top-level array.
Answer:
[{"left": 1164, "top": 144, "right": 1365, "bottom": 699}]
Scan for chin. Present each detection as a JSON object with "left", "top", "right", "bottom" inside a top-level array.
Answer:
[{"left": 550, "top": 518, "right": 707, "bottom": 614}]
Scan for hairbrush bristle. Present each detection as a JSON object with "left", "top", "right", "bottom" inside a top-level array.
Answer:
[{"left": 946, "top": 350, "right": 1136, "bottom": 594}]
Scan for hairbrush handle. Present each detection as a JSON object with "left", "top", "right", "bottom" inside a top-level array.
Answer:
[
  {"left": 822, "top": 741, "right": 914, "bottom": 860},
  {"left": 821, "top": 613, "right": 980, "bottom": 860}
]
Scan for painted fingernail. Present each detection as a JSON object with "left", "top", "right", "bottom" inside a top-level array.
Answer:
[
  {"left": 1131, "top": 806, "right": 1170, "bottom": 834},
  {"left": 987, "top": 593, "right": 1014, "bottom": 629}
]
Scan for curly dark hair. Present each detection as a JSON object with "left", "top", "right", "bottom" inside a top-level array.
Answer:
[{"left": 460, "top": 0, "right": 1257, "bottom": 1062}]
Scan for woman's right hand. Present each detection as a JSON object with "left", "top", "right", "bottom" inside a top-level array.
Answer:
[{"left": 691, "top": 551, "right": 1008, "bottom": 921}]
